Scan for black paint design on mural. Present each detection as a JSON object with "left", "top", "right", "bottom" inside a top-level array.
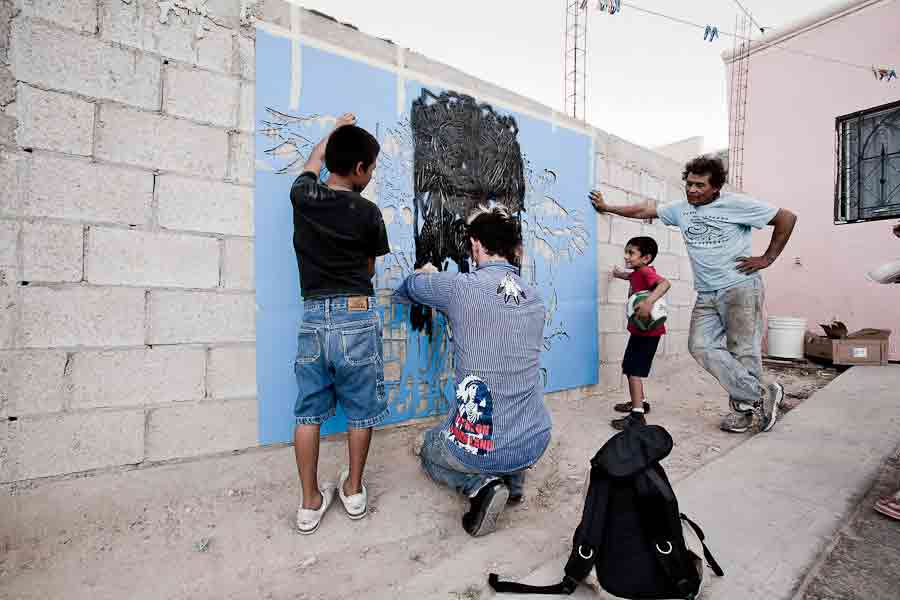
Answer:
[{"left": 409, "top": 89, "right": 527, "bottom": 334}]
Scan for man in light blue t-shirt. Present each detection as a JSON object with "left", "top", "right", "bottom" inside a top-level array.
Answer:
[{"left": 590, "top": 156, "right": 797, "bottom": 433}]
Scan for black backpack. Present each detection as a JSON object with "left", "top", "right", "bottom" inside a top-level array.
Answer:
[{"left": 489, "top": 424, "right": 724, "bottom": 598}]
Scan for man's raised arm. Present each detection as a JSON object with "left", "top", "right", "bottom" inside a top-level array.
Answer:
[{"left": 589, "top": 190, "right": 658, "bottom": 220}]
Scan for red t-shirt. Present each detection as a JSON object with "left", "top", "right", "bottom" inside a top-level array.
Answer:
[{"left": 627, "top": 266, "right": 667, "bottom": 337}]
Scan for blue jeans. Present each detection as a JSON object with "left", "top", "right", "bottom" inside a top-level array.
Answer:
[
  {"left": 420, "top": 427, "right": 525, "bottom": 498},
  {"left": 688, "top": 277, "right": 765, "bottom": 414},
  {"left": 294, "top": 296, "right": 388, "bottom": 429}
]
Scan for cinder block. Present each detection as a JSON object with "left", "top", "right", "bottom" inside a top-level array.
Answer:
[
  {"left": 19, "top": 286, "right": 145, "bottom": 348},
  {"left": 653, "top": 253, "right": 679, "bottom": 280},
  {"left": 643, "top": 223, "right": 670, "bottom": 252},
  {"left": 0, "top": 350, "right": 67, "bottom": 417},
  {"left": 223, "top": 238, "right": 253, "bottom": 289},
  {"left": 597, "top": 242, "right": 622, "bottom": 274},
  {"left": 679, "top": 257, "right": 693, "bottom": 283},
  {"left": 595, "top": 183, "right": 626, "bottom": 206},
  {"left": 298, "top": 8, "right": 405, "bottom": 69},
  {"left": 0, "top": 151, "right": 23, "bottom": 215},
  {"left": 146, "top": 398, "right": 257, "bottom": 461},
  {"left": 668, "top": 332, "right": 690, "bottom": 357},
  {"left": 238, "top": 82, "right": 254, "bottom": 132},
  {"left": 11, "top": 19, "right": 161, "bottom": 110},
  {"left": 237, "top": 34, "right": 255, "bottom": 80},
  {"left": 16, "top": 84, "right": 94, "bottom": 156},
  {"left": 668, "top": 183, "right": 685, "bottom": 205},
  {"left": 669, "top": 230, "right": 686, "bottom": 256},
  {"left": 601, "top": 332, "right": 630, "bottom": 364},
  {"left": 229, "top": 132, "right": 254, "bottom": 184},
  {"left": 598, "top": 305, "right": 625, "bottom": 334},
  {"left": 670, "top": 281, "right": 696, "bottom": 307},
  {"left": 96, "top": 105, "right": 228, "bottom": 179},
  {"left": 196, "top": 24, "right": 235, "bottom": 74},
  {"left": 87, "top": 227, "right": 219, "bottom": 288},
  {"left": 610, "top": 162, "right": 639, "bottom": 193},
  {"left": 22, "top": 222, "right": 83, "bottom": 282},
  {"left": 608, "top": 278, "right": 630, "bottom": 304},
  {"left": 208, "top": 345, "right": 256, "bottom": 398},
  {"left": 599, "top": 362, "right": 623, "bottom": 392},
  {"left": 25, "top": 153, "right": 152, "bottom": 224},
  {"left": 0, "top": 220, "right": 17, "bottom": 266},
  {"left": 595, "top": 213, "right": 611, "bottom": 245},
  {"left": 0, "top": 410, "right": 144, "bottom": 481},
  {"left": 594, "top": 155, "right": 609, "bottom": 186},
  {"left": 156, "top": 175, "right": 253, "bottom": 236},
  {"left": 610, "top": 217, "right": 643, "bottom": 246},
  {"left": 103, "top": 0, "right": 235, "bottom": 72},
  {"left": 0, "top": 267, "right": 16, "bottom": 349},
  {"left": 149, "top": 290, "right": 255, "bottom": 344},
  {"left": 164, "top": 65, "right": 239, "bottom": 128},
  {"left": 29, "top": 0, "right": 97, "bottom": 34},
  {"left": 70, "top": 346, "right": 205, "bottom": 409}
]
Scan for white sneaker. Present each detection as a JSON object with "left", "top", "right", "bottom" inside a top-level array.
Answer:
[
  {"left": 338, "top": 468, "right": 368, "bottom": 520},
  {"left": 296, "top": 485, "right": 335, "bottom": 535}
]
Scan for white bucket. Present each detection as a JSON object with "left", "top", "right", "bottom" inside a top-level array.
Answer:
[{"left": 767, "top": 316, "right": 808, "bottom": 359}]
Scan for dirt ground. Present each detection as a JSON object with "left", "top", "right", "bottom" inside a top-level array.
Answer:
[{"left": 0, "top": 359, "right": 840, "bottom": 600}]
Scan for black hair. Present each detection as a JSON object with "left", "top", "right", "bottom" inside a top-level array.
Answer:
[
  {"left": 626, "top": 236, "right": 658, "bottom": 263},
  {"left": 324, "top": 125, "right": 380, "bottom": 176},
  {"left": 467, "top": 206, "right": 522, "bottom": 265},
  {"left": 682, "top": 155, "right": 727, "bottom": 189}
]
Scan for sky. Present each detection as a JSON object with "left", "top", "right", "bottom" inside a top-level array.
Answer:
[{"left": 288, "top": 0, "right": 836, "bottom": 152}]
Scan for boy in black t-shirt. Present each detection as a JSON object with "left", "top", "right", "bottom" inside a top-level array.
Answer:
[{"left": 290, "top": 113, "right": 391, "bottom": 534}]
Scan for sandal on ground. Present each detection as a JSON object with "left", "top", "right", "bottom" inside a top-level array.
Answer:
[
  {"left": 296, "top": 485, "right": 335, "bottom": 535},
  {"left": 338, "top": 468, "right": 368, "bottom": 520}
]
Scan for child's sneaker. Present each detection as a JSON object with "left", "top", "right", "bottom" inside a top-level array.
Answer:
[
  {"left": 296, "top": 485, "right": 335, "bottom": 535},
  {"left": 611, "top": 411, "right": 646, "bottom": 430},
  {"left": 338, "top": 468, "right": 368, "bottom": 520},
  {"left": 614, "top": 400, "right": 650, "bottom": 414}
]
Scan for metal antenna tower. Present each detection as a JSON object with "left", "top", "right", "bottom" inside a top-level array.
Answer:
[
  {"left": 728, "top": 13, "right": 752, "bottom": 190},
  {"left": 564, "top": 1, "right": 588, "bottom": 120}
]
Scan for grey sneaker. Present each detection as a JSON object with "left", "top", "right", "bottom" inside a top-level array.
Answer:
[
  {"left": 720, "top": 411, "right": 753, "bottom": 433},
  {"left": 759, "top": 382, "right": 784, "bottom": 432}
]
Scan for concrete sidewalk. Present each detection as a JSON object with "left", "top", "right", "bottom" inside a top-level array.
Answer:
[{"left": 508, "top": 366, "right": 900, "bottom": 599}]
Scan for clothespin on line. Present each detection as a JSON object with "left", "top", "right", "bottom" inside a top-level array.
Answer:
[
  {"left": 704, "top": 25, "right": 719, "bottom": 42},
  {"left": 873, "top": 66, "right": 898, "bottom": 81}
]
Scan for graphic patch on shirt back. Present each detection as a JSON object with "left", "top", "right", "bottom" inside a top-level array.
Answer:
[
  {"left": 447, "top": 375, "right": 495, "bottom": 455},
  {"left": 497, "top": 272, "right": 526, "bottom": 305}
]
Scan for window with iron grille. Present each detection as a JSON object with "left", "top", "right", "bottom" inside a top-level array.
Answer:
[{"left": 835, "top": 99, "right": 900, "bottom": 224}]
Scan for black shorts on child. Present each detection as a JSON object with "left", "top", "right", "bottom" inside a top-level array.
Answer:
[{"left": 622, "top": 335, "right": 661, "bottom": 378}]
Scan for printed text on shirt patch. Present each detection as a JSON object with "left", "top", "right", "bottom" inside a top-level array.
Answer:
[{"left": 447, "top": 375, "right": 495, "bottom": 455}]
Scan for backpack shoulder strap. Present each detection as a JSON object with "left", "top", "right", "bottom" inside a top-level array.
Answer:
[
  {"left": 681, "top": 514, "right": 725, "bottom": 577},
  {"left": 487, "top": 573, "right": 578, "bottom": 595}
]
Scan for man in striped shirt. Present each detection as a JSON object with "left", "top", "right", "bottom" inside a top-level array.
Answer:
[{"left": 394, "top": 205, "right": 552, "bottom": 537}]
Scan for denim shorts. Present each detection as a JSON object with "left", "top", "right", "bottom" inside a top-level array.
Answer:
[{"left": 294, "top": 296, "right": 388, "bottom": 429}]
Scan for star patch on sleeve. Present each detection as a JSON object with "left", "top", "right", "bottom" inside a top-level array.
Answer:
[{"left": 496, "top": 272, "right": 526, "bottom": 305}]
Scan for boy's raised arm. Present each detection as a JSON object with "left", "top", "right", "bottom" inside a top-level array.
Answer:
[{"left": 302, "top": 112, "right": 357, "bottom": 176}]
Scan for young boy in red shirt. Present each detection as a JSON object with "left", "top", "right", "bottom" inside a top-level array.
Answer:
[{"left": 610, "top": 236, "right": 671, "bottom": 430}]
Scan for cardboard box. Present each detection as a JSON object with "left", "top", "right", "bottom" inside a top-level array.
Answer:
[{"left": 804, "top": 329, "right": 892, "bottom": 366}]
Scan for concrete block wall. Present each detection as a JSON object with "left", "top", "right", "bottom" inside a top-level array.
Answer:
[
  {"left": 592, "top": 134, "right": 694, "bottom": 392},
  {"left": 0, "top": 0, "right": 696, "bottom": 483},
  {"left": 1, "top": 0, "right": 257, "bottom": 483}
]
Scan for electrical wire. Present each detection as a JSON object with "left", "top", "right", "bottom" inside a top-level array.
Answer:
[
  {"left": 729, "top": 0, "right": 766, "bottom": 33},
  {"left": 617, "top": 1, "right": 883, "bottom": 73}
]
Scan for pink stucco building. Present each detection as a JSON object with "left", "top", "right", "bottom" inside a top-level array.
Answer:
[{"left": 725, "top": 0, "right": 900, "bottom": 359}]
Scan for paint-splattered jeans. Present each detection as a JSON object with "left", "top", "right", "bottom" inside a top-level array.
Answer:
[
  {"left": 420, "top": 427, "right": 525, "bottom": 499},
  {"left": 688, "top": 277, "right": 765, "bottom": 414}
]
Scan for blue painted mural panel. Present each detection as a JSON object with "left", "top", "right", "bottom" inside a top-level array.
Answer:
[{"left": 255, "top": 30, "right": 597, "bottom": 444}]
